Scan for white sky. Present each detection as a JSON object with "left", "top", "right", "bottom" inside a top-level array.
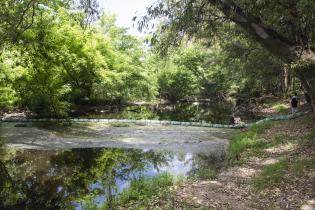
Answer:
[{"left": 99, "top": 0, "right": 157, "bottom": 36}]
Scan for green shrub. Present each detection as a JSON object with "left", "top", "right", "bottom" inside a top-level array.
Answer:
[
  {"left": 158, "top": 64, "right": 199, "bottom": 102},
  {"left": 15, "top": 73, "right": 71, "bottom": 118},
  {"left": 0, "top": 87, "right": 17, "bottom": 110}
]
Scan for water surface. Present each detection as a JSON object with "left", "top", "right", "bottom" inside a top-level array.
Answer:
[
  {"left": 0, "top": 105, "right": 237, "bottom": 209},
  {"left": 0, "top": 147, "right": 225, "bottom": 209},
  {"left": 73, "top": 102, "right": 234, "bottom": 124}
]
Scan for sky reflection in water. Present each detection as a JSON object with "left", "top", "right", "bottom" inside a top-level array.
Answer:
[{"left": 0, "top": 147, "right": 224, "bottom": 209}]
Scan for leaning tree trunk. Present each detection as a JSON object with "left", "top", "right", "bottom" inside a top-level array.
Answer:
[
  {"left": 209, "top": 0, "right": 315, "bottom": 113},
  {"left": 296, "top": 63, "right": 315, "bottom": 112}
]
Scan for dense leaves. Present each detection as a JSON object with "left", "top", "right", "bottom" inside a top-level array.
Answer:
[{"left": 0, "top": 9, "right": 156, "bottom": 117}]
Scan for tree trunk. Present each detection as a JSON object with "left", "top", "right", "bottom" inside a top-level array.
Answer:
[
  {"left": 296, "top": 64, "right": 315, "bottom": 112},
  {"left": 283, "top": 66, "right": 290, "bottom": 95},
  {"left": 209, "top": 0, "right": 315, "bottom": 113}
]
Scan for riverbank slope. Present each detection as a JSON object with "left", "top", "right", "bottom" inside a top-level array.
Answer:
[{"left": 176, "top": 115, "right": 315, "bottom": 209}]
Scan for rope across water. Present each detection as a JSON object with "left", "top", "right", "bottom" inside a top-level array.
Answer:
[{"left": 0, "top": 112, "right": 304, "bottom": 129}]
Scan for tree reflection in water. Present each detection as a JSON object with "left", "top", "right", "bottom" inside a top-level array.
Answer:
[
  {"left": 0, "top": 147, "right": 225, "bottom": 209},
  {"left": 80, "top": 102, "right": 233, "bottom": 124}
]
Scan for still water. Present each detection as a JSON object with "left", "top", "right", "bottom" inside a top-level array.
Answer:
[
  {"left": 0, "top": 102, "right": 236, "bottom": 209},
  {"left": 0, "top": 147, "right": 225, "bottom": 209},
  {"left": 72, "top": 102, "right": 235, "bottom": 124}
]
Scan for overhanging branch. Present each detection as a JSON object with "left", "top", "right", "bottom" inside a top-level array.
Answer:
[{"left": 208, "top": 0, "right": 300, "bottom": 62}]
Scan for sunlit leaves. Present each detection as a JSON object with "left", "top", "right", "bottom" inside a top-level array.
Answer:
[{"left": 0, "top": 9, "right": 157, "bottom": 117}]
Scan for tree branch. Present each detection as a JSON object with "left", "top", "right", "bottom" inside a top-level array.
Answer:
[
  {"left": 16, "top": 2, "right": 36, "bottom": 40},
  {"left": 207, "top": 0, "right": 301, "bottom": 62},
  {"left": 15, "top": 0, "right": 35, "bottom": 31}
]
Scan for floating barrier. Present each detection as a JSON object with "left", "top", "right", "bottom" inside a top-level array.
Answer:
[{"left": 0, "top": 112, "right": 305, "bottom": 129}]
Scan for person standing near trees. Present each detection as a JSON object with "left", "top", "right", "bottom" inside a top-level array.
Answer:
[{"left": 291, "top": 92, "right": 298, "bottom": 114}]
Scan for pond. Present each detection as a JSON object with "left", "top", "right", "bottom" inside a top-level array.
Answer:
[{"left": 0, "top": 110, "right": 237, "bottom": 209}]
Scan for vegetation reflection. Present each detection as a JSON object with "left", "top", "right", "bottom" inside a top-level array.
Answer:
[
  {"left": 0, "top": 148, "right": 170, "bottom": 209},
  {"left": 0, "top": 147, "right": 225, "bottom": 209}
]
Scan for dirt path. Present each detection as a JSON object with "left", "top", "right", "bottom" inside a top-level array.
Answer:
[{"left": 176, "top": 159, "right": 261, "bottom": 209}]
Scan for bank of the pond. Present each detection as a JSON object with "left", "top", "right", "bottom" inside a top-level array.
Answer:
[{"left": 175, "top": 115, "right": 315, "bottom": 209}]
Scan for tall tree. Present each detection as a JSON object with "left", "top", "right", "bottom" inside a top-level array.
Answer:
[
  {"left": 0, "top": 0, "right": 99, "bottom": 45},
  {"left": 140, "top": 0, "right": 315, "bottom": 112}
]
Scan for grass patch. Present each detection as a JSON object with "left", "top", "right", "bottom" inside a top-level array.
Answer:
[
  {"left": 228, "top": 122, "right": 273, "bottom": 165},
  {"left": 250, "top": 122, "right": 274, "bottom": 134},
  {"left": 272, "top": 134, "right": 290, "bottom": 145},
  {"left": 191, "top": 168, "right": 218, "bottom": 180},
  {"left": 300, "top": 129, "right": 315, "bottom": 147},
  {"left": 266, "top": 133, "right": 297, "bottom": 148},
  {"left": 253, "top": 157, "right": 315, "bottom": 191},
  {"left": 271, "top": 103, "right": 289, "bottom": 114},
  {"left": 292, "top": 157, "right": 315, "bottom": 176},
  {"left": 253, "top": 159, "right": 288, "bottom": 191}
]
